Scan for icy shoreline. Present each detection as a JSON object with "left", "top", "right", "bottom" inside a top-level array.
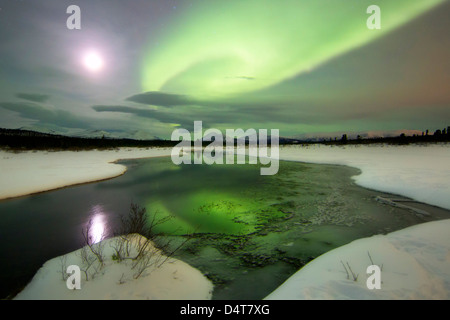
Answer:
[
  {"left": 278, "top": 143, "right": 450, "bottom": 210},
  {"left": 0, "top": 148, "right": 172, "bottom": 201},
  {"left": 268, "top": 143, "right": 450, "bottom": 300},
  {"left": 3, "top": 144, "right": 450, "bottom": 300},
  {"left": 2, "top": 144, "right": 449, "bottom": 209},
  {"left": 14, "top": 234, "right": 213, "bottom": 300},
  {"left": 266, "top": 218, "right": 450, "bottom": 300}
]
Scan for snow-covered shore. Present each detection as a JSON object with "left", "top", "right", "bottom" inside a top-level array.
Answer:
[
  {"left": 217, "top": 143, "right": 450, "bottom": 209},
  {"left": 267, "top": 143, "right": 450, "bottom": 300},
  {"left": 2, "top": 148, "right": 214, "bottom": 300},
  {"left": 2, "top": 144, "right": 449, "bottom": 209},
  {"left": 14, "top": 234, "right": 213, "bottom": 300},
  {"left": 0, "top": 148, "right": 172, "bottom": 201},
  {"left": 279, "top": 143, "right": 450, "bottom": 210},
  {"left": 266, "top": 218, "right": 450, "bottom": 300},
  {"left": 2, "top": 144, "right": 449, "bottom": 300}
]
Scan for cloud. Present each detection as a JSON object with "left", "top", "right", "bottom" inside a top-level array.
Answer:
[
  {"left": 226, "top": 76, "right": 255, "bottom": 81},
  {"left": 16, "top": 93, "right": 50, "bottom": 103},
  {"left": 0, "top": 102, "right": 90, "bottom": 129},
  {"left": 93, "top": 105, "right": 160, "bottom": 118},
  {"left": 125, "top": 90, "right": 275, "bottom": 110},
  {"left": 110, "top": 91, "right": 330, "bottom": 127},
  {"left": 101, "top": 88, "right": 389, "bottom": 134},
  {"left": 92, "top": 103, "right": 268, "bottom": 132},
  {"left": 126, "top": 92, "right": 194, "bottom": 107},
  {"left": 92, "top": 105, "right": 198, "bottom": 129}
]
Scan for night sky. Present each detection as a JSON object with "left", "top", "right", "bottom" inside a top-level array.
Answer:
[{"left": 0, "top": 0, "right": 449, "bottom": 139}]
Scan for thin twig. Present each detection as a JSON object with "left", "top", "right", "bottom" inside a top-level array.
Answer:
[
  {"left": 340, "top": 260, "right": 349, "bottom": 280},
  {"left": 346, "top": 262, "right": 359, "bottom": 281}
]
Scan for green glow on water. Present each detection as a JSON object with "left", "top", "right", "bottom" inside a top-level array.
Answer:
[{"left": 146, "top": 190, "right": 272, "bottom": 235}]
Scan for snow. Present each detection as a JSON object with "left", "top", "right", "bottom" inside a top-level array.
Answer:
[
  {"left": 2, "top": 144, "right": 448, "bottom": 208},
  {"left": 14, "top": 234, "right": 213, "bottom": 300},
  {"left": 265, "top": 219, "right": 450, "bottom": 300},
  {"left": 265, "top": 143, "right": 450, "bottom": 300},
  {"left": 2, "top": 147, "right": 215, "bottom": 300},
  {"left": 0, "top": 148, "right": 172, "bottom": 201},
  {"left": 278, "top": 143, "right": 450, "bottom": 210},
  {"left": 2, "top": 143, "right": 449, "bottom": 300}
]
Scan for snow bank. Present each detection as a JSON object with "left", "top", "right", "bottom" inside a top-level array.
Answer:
[
  {"left": 279, "top": 144, "right": 450, "bottom": 210},
  {"left": 1, "top": 148, "right": 213, "bottom": 300},
  {"left": 14, "top": 234, "right": 213, "bottom": 300},
  {"left": 3, "top": 144, "right": 450, "bottom": 300},
  {"left": 2, "top": 144, "right": 448, "bottom": 210},
  {"left": 266, "top": 219, "right": 450, "bottom": 300},
  {"left": 266, "top": 143, "right": 450, "bottom": 300},
  {"left": 0, "top": 148, "right": 172, "bottom": 200}
]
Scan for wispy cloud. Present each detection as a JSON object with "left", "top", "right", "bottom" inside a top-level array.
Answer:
[
  {"left": 16, "top": 93, "right": 50, "bottom": 103},
  {"left": 126, "top": 92, "right": 194, "bottom": 107},
  {"left": 92, "top": 104, "right": 200, "bottom": 129},
  {"left": 0, "top": 102, "right": 90, "bottom": 129}
]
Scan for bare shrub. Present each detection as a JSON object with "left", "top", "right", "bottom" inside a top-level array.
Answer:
[
  {"left": 341, "top": 260, "right": 359, "bottom": 282},
  {"left": 81, "top": 219, "right": 106, "bottom": 266},
  {"left": 58, "top": 202, "right": 191, "bottom": 284},
  {"left": 58, "top": 255, "right": 68, "bottom": 281},
  {"left": 110, "top": 203, "right": 191, "bottom": 278},
  {"left": 78, "top": 243, "right": 98, "bottom": 281}
]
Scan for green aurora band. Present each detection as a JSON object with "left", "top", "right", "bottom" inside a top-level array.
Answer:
[{"left": 141, "top": 0, "right": 445, "bottom": 100}]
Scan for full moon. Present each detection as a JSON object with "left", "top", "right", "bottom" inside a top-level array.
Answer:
[{"left": 83, "top": 51, "right": 104, "bottom": 72}]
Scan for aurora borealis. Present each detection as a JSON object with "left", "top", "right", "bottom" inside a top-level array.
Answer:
[
  {"left": 141, "top": 0, "right": 443, "bottom": 98},
  {"left": 0, "top": 0, "right": 449, "bottom": 139}
]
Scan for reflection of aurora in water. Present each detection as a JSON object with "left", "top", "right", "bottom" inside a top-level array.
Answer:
[{"left": 125, "top": 155, "right": 282, "bottom": 235}]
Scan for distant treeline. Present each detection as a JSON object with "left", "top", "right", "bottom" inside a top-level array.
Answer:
[
  {"left": 0, "top": 127, "right": 449, "bottom": 151},
  {"left": 288, "top": 126, "right": 450, "bottom": 146},
  {"left": 0, "top": 128, "right": 178, "bottom": 150},
  {"left": 319, "top": 132, "right": 450, "bottom": 146}
]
